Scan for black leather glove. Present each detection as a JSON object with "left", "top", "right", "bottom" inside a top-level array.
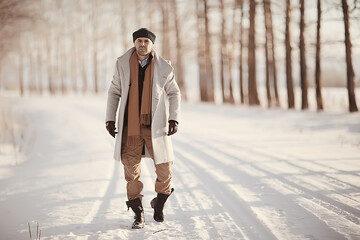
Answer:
[
  {"left": 106, "top": 121, "right": 117, "bottom": 138},
  {"left": 167, "top": 120, "right": 178, "bottom": 136}
]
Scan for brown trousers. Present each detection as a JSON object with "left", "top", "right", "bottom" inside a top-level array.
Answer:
[{"left": 121, "top": 126, "right": 172, "bottom": 200}]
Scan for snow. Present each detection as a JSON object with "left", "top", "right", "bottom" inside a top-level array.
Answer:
[{"left": 0, "top": 93, "right": 360, "bottom": 239}]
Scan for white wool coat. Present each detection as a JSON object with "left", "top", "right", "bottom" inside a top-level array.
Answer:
[{"left": 106, "top": 47, "right": 181, "bottom": 164}]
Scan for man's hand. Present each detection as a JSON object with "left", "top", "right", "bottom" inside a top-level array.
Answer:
[
  {"left": 106, "top": 121, "right": 117, "bottom": 138},
  {"left": 167, "top": 120, "right": 178, "bottom": 136}
]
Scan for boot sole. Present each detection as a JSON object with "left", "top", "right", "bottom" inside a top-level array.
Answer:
[{"left": 132, "top": 223, "right": 145, "bottom": 229}]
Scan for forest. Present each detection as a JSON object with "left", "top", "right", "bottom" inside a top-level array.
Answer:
[{"left": 0, "top": 0, "right": 359, "bottom": 112}]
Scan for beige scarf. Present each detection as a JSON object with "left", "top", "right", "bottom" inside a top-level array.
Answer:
[{"left": 127, "top": 50, "right": 154, "bottom": 146}]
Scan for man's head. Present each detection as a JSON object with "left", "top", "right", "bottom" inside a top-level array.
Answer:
[{"left": 132, "top": 28, "right": 156, "bottom": 58}]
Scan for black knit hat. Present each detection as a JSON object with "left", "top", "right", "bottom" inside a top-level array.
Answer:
[{"left": 132, "top": 28, "right": 156, "bottom": 44}]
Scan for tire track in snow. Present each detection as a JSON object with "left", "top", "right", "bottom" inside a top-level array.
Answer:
[
  {"left": 6, "top": 96, "right": 125, "bottom": 239},
  {"left": 178, "top": 136, "right": 360, "bottom": 238},
  {"left": 206, "top": 138, "right": 360, "bottom": 222},
  {"left": 141, "top": 153, "right": 245, "bottom": 239},
  {"left": 50, "top": 98, "right": 121, "bottom": 225},
  {"left": 174, "top": 137, "right": 348, "bottom": 240},
  {"left": 82, "top": 161, "right": 119, "bottom": 225},
  {"left": 170, "top": 156, "right": 246, "bottom": 239},
  {"left": 173, "top": 142, "right": 278, "bottom": 240},
  {"left": 226, "top": 139, "right": 360, "bottom": 191},
  {"left": 42, "top": 97, "right": 132, "bottom": 237}
]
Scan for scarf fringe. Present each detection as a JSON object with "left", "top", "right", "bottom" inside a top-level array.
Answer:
[{"left": 140, "top": 113, "right": 151, "bottom": 126}]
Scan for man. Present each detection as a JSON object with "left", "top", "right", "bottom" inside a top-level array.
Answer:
[{"left": 105, "top": 28, "right": 181, "bottom": 229}]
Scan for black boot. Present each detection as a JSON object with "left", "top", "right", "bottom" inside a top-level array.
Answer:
[
  {"left": 151, "top": 188, "right": 174, "bottom": 222},
  {"left": 126, "top": 198, "right": 145, "bottom": 229}
]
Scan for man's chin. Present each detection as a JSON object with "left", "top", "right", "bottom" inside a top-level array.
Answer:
[{"left": 137, "top": 50, "right": 148, "bottom": 56}]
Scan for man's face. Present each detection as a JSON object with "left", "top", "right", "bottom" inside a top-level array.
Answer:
[{"left": 134, "top": 38, "right": 153, "bottom": 57}]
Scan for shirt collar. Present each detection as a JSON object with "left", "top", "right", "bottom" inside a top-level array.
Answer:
[
  {"left": 138, "top": 52, "right": 153, "bottom": 68},
  {"left": 138, "top": 57, "right": 149, "bottom": 68}
]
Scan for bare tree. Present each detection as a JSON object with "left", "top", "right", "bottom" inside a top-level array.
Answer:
[
  {"left": 263, "top": 0, "right": 279, "bottom": 107},
  {"left": 29, "top": 43, "right": 36, "bottom": 94},
  {"left": 160, "top": 0, "right": 170, "bottom": 60},
  {"left": 70, "top": 34, "right": 78, "bottom": 93},
  {"left": 92, "top": 0, "right": 99, "bottom": 94},
  {"left": 248, "top": 0, "right": 260, "bottom": 105},
  {"left": 36, "top": 39, "right": 43, "bottom": 95},
  {"left": 237, "top": 0, "right": 245, "bottom": 104},
  {"left": 227, "top": 0, "right": 236, "bottom": 104},
  {"left": 197, "top": 0, "right": 214, "bottom": 102},
  {"left": 197, "top": 0, "right": 208, "bottom": 101},
  {"left": 342, "top": 0, "right": 358, "bottom": 112},
  {"left": 220, "top": 0, "right": 226, "bottom": 103},
  {"left": 204, "top": 0, "right": 215, "bottom": 102},
  {"left": 18, "top": 51, "right": 24, "bottom": 96},
  {"left": 0, "top": 0, "right": 35, "bottom": 94},
  {"left": 81, "top": 45, "right": 88, "bottom": 93},
  {"left": 220, "top": 0, "right": 235, "bottom": 103},
  {"left": 315, "top": 0, "right": 323, "bottom": 110},
  {"left": 264, "top": 0, "right": 272, "bottom": 107},
  {"left": 299, "top": 0, "right": 308, "bottom": 109},
  {"left": 46, "top": 35, "right": 55, "bottom": 94},
  {"left": 0, "top": 0, "right": 33, "bottom": 63},
  {"left": 285, "top": 0, "right": 295, "bottom": 108},
  {"left": 269, "top": 1, "right": 279, "bottom": 107},
  {"left": 170, "top": 0, "right": 187, "bottom": 100},
  {"left": 120, "top": 0, "right": 129, "bottom": 51}
]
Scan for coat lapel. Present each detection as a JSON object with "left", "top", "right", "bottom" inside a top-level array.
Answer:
[
  {"left": 118, "top": 47, "right": 135, "bottom": 91},
  {"left": 152, "top": 49, "right": 173, "bottom": 116}
]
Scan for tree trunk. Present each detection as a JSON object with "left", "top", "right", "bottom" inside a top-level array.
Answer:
[
  {"left": 56, "top": 41, "right": 66, "bottom": 95},
  {"left": 227, "top": 0, "right": 236, "bottom": 104},
  {"left": 263, "top": 0, "right": 272, "bottom": 107},
  {"left": 0, "top": 63, "right": 2, "bottom": 95},
  {"left": 19, "top": 53, "right": 24, "bottom": 96},
  {"left": 197, "top": 0, "right": 208, "bottom": 101},
  {"left": 82, "top": 54, "right": 88, "bottom": 93},
  {"left": 264, "top": 0, "right": 279, "bottom": 107},
  {"left": 300, "top": 0, "right": 308, "bottom": 109},
  {"left": 269, "top": 0, "right": 279, "bottom": 106},
  {"left": 285, "top": 0, "right": 295, "bottom": 108},
  {"left": 147, "top": 0, "right": 155, "bottom": 31},
  {"left": 161, "top": 0, "right": 170, "bottom": 60},
  {"left": 37, "top": 41, "right": 43, "bottom": 95},
  {"left": 93, "top": 50, "right": 98, "bottom": 94},
  {"left": 248, "top": 0, "right": 259, "bottom": 105},
  {"left": 46, "top": 36, "right": 55, "bottom": 95},
  {"left": 204, "top": 0, "right": 215, "bottom": 102},
  {"left": 220, "top": 0, "right": 226, "bottom": 103},
  {"left": 315, "top": 0, "right": 323, "bottom": 110},
  {"left": 92, "top": 0, "right": 99, "bottom": 94},
  {"left": 71, "top": 33, "right": 78, "bottom": 93},
  {"left": 171, "top": 0, "right": 187, "bottom": 100},
  {"left": 342, "top": 0, "right": 358, "bottom": 112},
  {"left": 120, "top": 0, "right": 129, "bottom": 51},
  {"left": 29, "top": 49, "right": 36, "bottom": 94},
  {"left": 238, "top": 0, "right": 244, "bottom": 104}
]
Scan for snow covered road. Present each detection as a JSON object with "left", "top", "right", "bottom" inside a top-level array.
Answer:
[{"left": 1, "top": 95, "right": 360, "bottom": 239}]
